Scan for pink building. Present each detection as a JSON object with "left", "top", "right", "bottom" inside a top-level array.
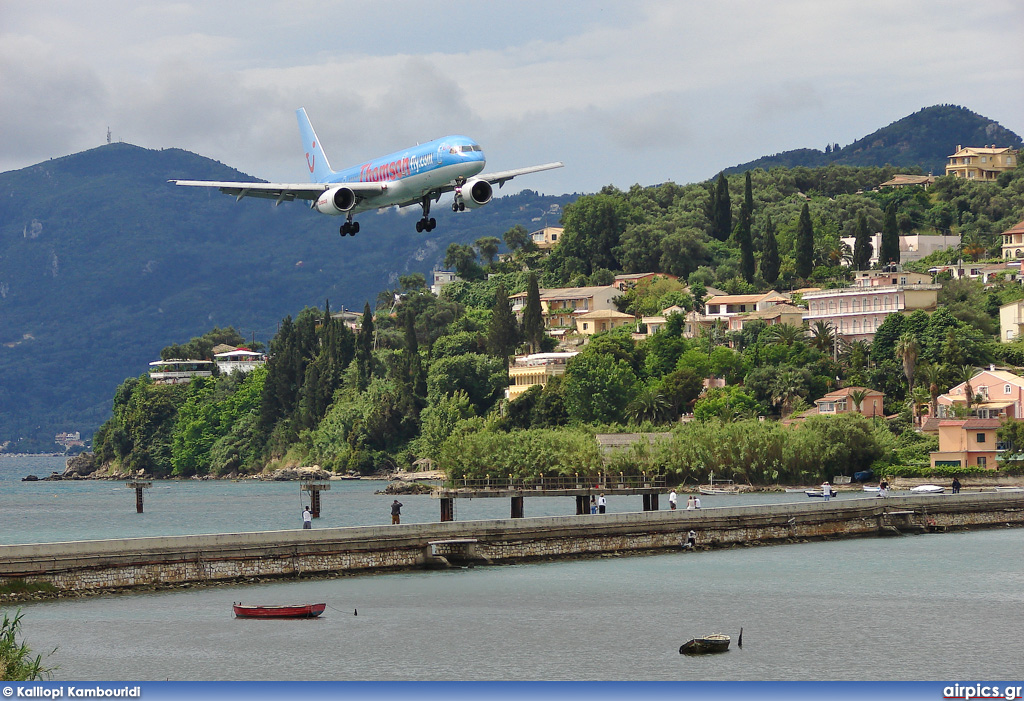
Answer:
[{"left": 936, "top": 367, "right": 1024, "bottom": 420}]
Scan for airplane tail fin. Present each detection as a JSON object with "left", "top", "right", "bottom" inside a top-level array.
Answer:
[{"left": 296, "top": 108, "right": 334, "bottom": 183}]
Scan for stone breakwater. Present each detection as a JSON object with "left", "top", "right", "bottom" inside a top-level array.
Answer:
[{"left": 1, "top": 493, "right": 1021, "bottom": 600}]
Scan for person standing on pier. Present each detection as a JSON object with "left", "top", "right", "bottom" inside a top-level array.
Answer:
[
  {"left": 598, "top": 493, "right": 607, "bottom": 514},
  {"left": 391, "top": 499, "right": 403, "bottom": 525},
  {"left": 952, "top": 477, "right": 961, "bottom": 494},
  {"left": 590, "top": 495, "right": 597, "bottom": 514},
  {"left": 822, "top": 481, "right": 831, "bottom": 502},
  {"left": 669, "top": 490, "right": 678, "bottom": 510},
  {"left": 302, "top": 506, "right": 312, "bottom": 529}
]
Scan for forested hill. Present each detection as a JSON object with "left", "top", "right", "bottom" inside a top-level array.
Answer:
[
  {"left": 0, "top": 144, "right": 574, "bottom": 451},
  {"left": 725, "top": 105, "right": 1023, "bottom": 176}
]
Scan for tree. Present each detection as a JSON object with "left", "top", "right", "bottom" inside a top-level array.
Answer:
[
  {"left": 503, "top": 224, "right": 535, "bottom": 253},
  {"left": 769, "top": 367, "right": 808, "bottom": 419},
  {"left": 847, "top": 388, "right": 868, "bottom": 414},
  {"left": 920, "top": 362, "right": 946, "bottom": 421},
  {"left": 626, "top": 384, "right": 670, "bottom": 424},
  {"left": 475, "top": 236, "right": 501, "bottom": 268},
  {"left": 355, "top": 303, "right": 374, "bottom": 391},
  {"left": 895, "top": 332, "right": 920, "bottom": 396},
  {"left": 735, "top": 189, "right": 755, "bottom": 283},
  {"left": 487, "top": 282, "right": 520, "bottom": 361},
  {"left": 522, "top": 272, "right": 545, "bottom": 353},
  {"left": 809, "top": 320, "right": 836, "bottom": 356},
  {"left": 879, "top": 202, "right": 900, "bottom": 267},
  {"left": 852, "top": 211, "right": 873, "bottom": 270},
  {"left": 444, "top": 243, "right": 484, "bottom": 280},
  {"left": 795, "top": 202, "right": 815, "bottom": 279},
  {"left": 760, "top": 214, "right": 780, "bottom": 284},
  {"left": 711, "top": 172, "right": 732, "bottom": 242},
  {"left": 955, "top": 365, "right": 980, "bottom": 413}
]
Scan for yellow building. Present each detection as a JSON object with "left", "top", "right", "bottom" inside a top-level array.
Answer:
[
  {"left": 1000, "top": 219, "right": 1024, "bottom": 260},
  {"left": 945, "top": 146, "right": 1017, "bottom": 181},
  {"left": 506, "top": 352, "right": 578, "bottom": 400},
  {"left": 574, "top": 309, "right": 636, "bottom": 335},
  {"left": 530, "top": 227, "right": 564, "bottom": 250}
]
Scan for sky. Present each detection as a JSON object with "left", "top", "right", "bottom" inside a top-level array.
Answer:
[{"left": 1, "top": 1, "right": 1022, "bottom": 196}]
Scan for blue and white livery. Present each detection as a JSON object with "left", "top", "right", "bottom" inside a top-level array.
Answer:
[{"left": 171, "top": 108, "right": 563, "bottom": 235}]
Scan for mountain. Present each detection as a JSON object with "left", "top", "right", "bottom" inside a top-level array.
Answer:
[
  {"left": 724, "top": 105, "right": 1023, "bottom": 175},
  {"left": 0, "top": 144, "right": 575, "bottom": 450}
]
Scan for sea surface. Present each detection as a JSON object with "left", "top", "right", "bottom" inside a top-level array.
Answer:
[{"left": 2, "top": 455, "right": 1022, "bottom": 681}]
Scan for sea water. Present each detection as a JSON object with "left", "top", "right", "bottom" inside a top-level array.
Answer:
[{"left": 3, "top": 455, "right": 1021, "bottom": 681}]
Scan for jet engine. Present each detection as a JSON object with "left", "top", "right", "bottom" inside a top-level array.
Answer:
[
  {"left": 315, "top": 187, "right": 356, "bottom": 215},
  {"left": 458, "top": 178, "right": 492, "bottom": 209}
]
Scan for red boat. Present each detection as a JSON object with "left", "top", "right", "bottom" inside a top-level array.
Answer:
[{"left": 233, "top": 603, "right": 326, "bottom": 619}]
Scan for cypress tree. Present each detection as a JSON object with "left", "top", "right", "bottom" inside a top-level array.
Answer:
[
  {"left": 522, "top": 273, "right": 544, "bottom": 354},
  {"left": 487, "top": 282, "right": 520, "bottom": 360},
  {"left": 735, "top": 200, "right": 755, "bottom": 283},
  {"left": 795, "top": 202, "right": 814, "bottom": 279},
  {"left": 355, "top": 302, "right": 374, "bottom": 391},
  {"left": 879, "top": 203, "right": 900, "bottom": 267},
  {"left": 852, "top": 211, "right": 873, "bottom": 270},
  {"left": 760, "top": 214, "right": 780, "bottom": 284},
  {"left": 712, "top": 172, "right": 732, "bottom": 241}
]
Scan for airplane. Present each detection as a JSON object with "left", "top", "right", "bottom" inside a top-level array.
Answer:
[{"left": 171, "top": 108, "right": 563, "bottom": 236}]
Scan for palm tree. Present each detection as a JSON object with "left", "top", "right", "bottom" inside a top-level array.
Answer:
[
  {"left": 956, "top": 365, "right": 980, "bottom": 414},
  {"left": 627, "top": 385, "right": 670, "bottom": 424},
  {"left": 920, "top": 362, "right": 946, "bottom": 421},
  {"left": 769, "top": 368, "right": 806, "bottom": 419},
  {"left": 765, "top": 322, "right": 805, "bottom": 348},
  {"left": 907, "top": 386, "right": 930, "bottom": 426},
  {"left": 895, "top": 333, "right": 920, "bottom": 396},
  {"left": 847, "top": 388, "right": 869, "bottom": 415},
  {"left": 809, "top": 320, "right": 836, "bottom": 355}
]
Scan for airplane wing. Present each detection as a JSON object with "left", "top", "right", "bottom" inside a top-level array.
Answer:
[
  {"left": 478, "top": 162, "right": 564, "bottom": 189},
  {"left": 169, "top": 180, "right": 386, "bottom": 205}
]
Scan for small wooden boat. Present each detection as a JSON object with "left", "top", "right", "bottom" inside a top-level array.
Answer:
[
  {"left": 679, "top": 633, "right": 731, "bottom": 654},
  {"left": 233, "top": 603, "right": 326, "bottom": 619},
  {"left": 699, "top": 472, "right": 738, "bottom": 495},
  {"left": 805, "top": 489, "right": 837, "bottom": 498},
  {"left": 994, "top": 486, "right": 1024, "bottom": 493},
  {"left": 910, "top": 484, "right": 944, "bottom": 494}
]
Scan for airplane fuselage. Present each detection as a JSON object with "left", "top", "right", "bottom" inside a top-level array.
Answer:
[{"left": 316, "top": 136, "right": 486, "bottom": 215}]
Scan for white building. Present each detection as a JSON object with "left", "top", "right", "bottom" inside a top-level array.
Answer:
[{"left": 839, "top": 234, "right": 960, "bottom": 267}]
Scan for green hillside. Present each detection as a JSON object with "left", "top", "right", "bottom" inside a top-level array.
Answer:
[
  {"left": 0, "top": 144, "right": 574, "bottom": 450},
  {"left": 725, "top": 105, "right": 1023, "bottom": 175}
]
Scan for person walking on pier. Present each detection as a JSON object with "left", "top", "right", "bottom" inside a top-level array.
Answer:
[
  {"left": 391, "top": 499, "right": 403, "bottom": 525},
  {"left": 669, "top": 490, "right": 678, "bottom": 510},
  {"left": 302, "top": 506, "right": 312, "bottom": 529},
  {"left": 598, "top": 493, "right": 607, "bottom": 514},
  {"left": 952, "top": 477, "right": 961, "bottom": 494}
]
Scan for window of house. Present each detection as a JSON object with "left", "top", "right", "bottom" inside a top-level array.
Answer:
[
  {"left": 978, "top": 456, "right": 987, "bottom": 468},
  {"left": 1005, "top": 384, "right": 1012, "bottom": 394},
  {"left": 977, "top": 433, "right": 986, "bottom": 443},
  {"left": 582, "top": 323, "right": 589, "bottom": 330}
]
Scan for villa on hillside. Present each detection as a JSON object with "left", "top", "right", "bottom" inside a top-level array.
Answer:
[
  {"left": 214, "top": 347, "right": 267, "bottom": 375},
  {"left": 575, "top": 309, "right": 636, "bottom": 336},
  {"left": 149, "top": 359, "right": 214, "bottom": 385},
  {"left": 930, "top": 418, "right": 1003, "bottom": 470},
  {"left": 838, "top": 234, "right": 960, "bottom": 267},
  {"left": 725, "top": 303, "right": 804, "bottom": 333},
  {"left": 878, "top": 174, "right": 937, "bottom": 189},
  {"left": 813, "top": 386, "right": 885, "bottom": 418},
  {"left": 945, "top": 145, "right": 1018, "bottom": 181},
  {"left": 801, "top": 269, "right": 940, "bottom": 343},
  {"left": 1000, "top": 219, "right": 1024, "bottom": 260},
  {"left": 509, "top": 285, "right": 620, "bottom": 331},
  {"left": 703, "top": 291, "right": 788, "bottom": 319},
  {"left": 935, "top": 367, "right": 1024, "bottom": 420},
  {"left": 530, "top": 227, "right": 563, "bottom": 250},
  {"left": 506, "top": 351, "right": 578, "bottom": 400}
]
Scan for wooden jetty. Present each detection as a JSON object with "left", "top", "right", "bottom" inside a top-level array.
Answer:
[{"left": 433, "top": 473, "right": 667, "bottom": 521}]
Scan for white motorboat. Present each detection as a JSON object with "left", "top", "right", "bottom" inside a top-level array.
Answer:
[
  {"left": 910, "top": 484, "right": 945, "bottom": 494},
  {"left": 994, "top": 486, "right": 1024, "bottom": 493},
  {"left": 805, "top": 489, "right": 838, "bottom": 498},
  {"left": 862, "top": 486, "right": 880, "bottom": 493}
]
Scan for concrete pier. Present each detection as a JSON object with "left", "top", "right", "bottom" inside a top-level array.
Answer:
[{"left": 1, "top": 493, "right": 1021, "bottom": 599}]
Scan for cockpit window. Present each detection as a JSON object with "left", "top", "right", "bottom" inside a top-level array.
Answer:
[{"left": 458, "top": 144, "right": 482, "bottom": 152}]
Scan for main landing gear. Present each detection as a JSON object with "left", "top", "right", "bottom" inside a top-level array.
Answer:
[
  {"left": 416, "top": 195, "right": 436, "bottom": 233},
  {"left": 340, "top": 217, "right": 360, "bottom": 236}
]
